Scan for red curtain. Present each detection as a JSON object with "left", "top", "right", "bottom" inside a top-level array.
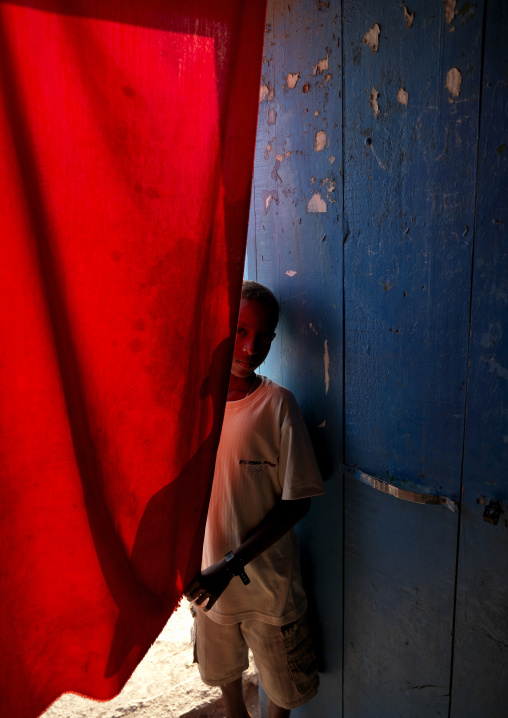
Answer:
[{"left": 0, "top": 2, "right": 266, "bottom": 716}]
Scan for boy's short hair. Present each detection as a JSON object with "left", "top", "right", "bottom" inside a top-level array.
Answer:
[{"left": 242, "top": 280, "right": 279, "bottom": 329}]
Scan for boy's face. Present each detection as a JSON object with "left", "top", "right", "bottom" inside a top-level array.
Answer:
[{"left": 231, "top": 298, "right": 277, "bottom": 379}]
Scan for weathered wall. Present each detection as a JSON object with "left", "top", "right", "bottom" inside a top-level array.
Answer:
[
  {"left": 247, "top": 1, "right": 508, "bottom": 717},
  {"left": 247, "top": 1, "right": 344, "bottom": 714}
]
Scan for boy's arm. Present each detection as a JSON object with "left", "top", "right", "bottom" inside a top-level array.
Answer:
[{"left": 184, "top": 496, "right": 311, "bottom": 611}]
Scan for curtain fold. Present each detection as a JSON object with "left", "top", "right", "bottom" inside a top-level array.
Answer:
[{"left": 0, "top": 2, "right": 266, "bottom": 716}]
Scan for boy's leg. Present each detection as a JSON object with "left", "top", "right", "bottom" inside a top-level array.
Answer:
[
  {"left": 267, "top": 699, "right": 290, "bottom": 718},
  {"left": 221, "top": 677, "right": 251, "bottom": 718},
  {"left": 193, "top": 606, "right": 251, "bottom": 718},
  {"left": 240, "top": 612, "right": 319, "bottom": 713},
  {"left": 221, "top": 678, "right": 290, "bottom": 718}
]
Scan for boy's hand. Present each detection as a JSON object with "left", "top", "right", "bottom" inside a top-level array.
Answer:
[
  {"left": 184, "top": 498, "right": 311, "bottom": 611},
  {"left": 184, "top": 560, "right": 232, "bottom": 611}
]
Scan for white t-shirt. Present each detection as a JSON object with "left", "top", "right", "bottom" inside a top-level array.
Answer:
[{"left": 202, "top": 376, "right": 325, "bottom": 626}]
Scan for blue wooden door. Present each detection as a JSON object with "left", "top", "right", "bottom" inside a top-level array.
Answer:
[
  {"left": 449, "top": 2, "right": 508, "bottom": 714},
  {"left": 248, "top": 1, "right": 507, "bottom": 716},
  {"left": 341, "top": 1, "right": 481, "bottom": 715}
]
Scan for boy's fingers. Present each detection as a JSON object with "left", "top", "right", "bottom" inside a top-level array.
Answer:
[
  {"left": 185, "top": 575, "right": 209, "bottom": 596},
  {"left": 185, "top": 585, "right": 203, "bottom": 601},
  {"left": 203, "top": 596, "right": 218, "bottom": 611},
  {"left": 194, "top": 592, "right": 210, "bottom": 607},
  {"left": 186, "top": 572, "right": 228, "bottom": 604},
  {"left": 184, "top": 570, "right": 205, "bottom": 596}
]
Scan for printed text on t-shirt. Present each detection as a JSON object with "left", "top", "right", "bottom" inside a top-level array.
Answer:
[{"left": 239, "top": 459, "right": 276, "bottom": 472}]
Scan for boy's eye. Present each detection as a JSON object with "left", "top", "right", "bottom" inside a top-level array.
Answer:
[{"left": 236, "top": 327, "right": 275, "bottom": 343}]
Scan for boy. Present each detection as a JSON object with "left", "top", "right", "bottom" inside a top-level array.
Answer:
[{"left": 185, "top": 281, "right": 324, "bottom": 718}]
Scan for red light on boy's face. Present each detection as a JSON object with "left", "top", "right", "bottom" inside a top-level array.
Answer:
[{"left": 231, "top": 299, "right": 277, "bottom": 379}]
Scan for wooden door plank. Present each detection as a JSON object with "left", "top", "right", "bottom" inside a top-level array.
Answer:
[
  {"left": 247, "top": 1, "right": 344, "bottom": 715},
  {"left": 342, "top": 1, "right": 484, "bottom": 716},
  {"left": 450, "top": 0, "right": 508, "bottom": 714},
  {"left": 345, "top": 481, "right": 458, "bottom": 717}
]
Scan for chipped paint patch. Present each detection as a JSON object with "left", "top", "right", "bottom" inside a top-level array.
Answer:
[
  {"left": 314, "top": 110, "right": 319, "bottom": 117},
  {"left": 285, "top": 270, "right": 297, "bottom": 277},
  {"left": 318, "top": 420, "right": 326, "bottom": 428},
  {"left": 324, "top": 73, "right": 332, "bottom": 83},
  {"left": 287, "top": 72, "right": 300, "bottom": 89},
  {"left": 309, "top": 323, "right": 318, "bottom": 335},
  {"left": 307, "top": 193, "right": 327, "bottom": 213},
  {"left": 324, "top": 340, "right": 330, "bottom": 394},
  {"left": 370, "top": 87, "right": 380, "bottom": 118},
  {"left": 363, "top": 23, "right": 380, "bottom": 52},
  {"left": 404, "top": 6, "right": 415, "bottom": 27},
  {"left": 329, "top": 155, "right": 335, "bottom": 164},
  {"left": 261, "top": 189, "right": 278, "bottom": 215},
  {"left": 369, "top": 143, "right": 387, "bottom": 170},
  {"left": 480, "top": 323, "right": 501, "bottom": 349},
  {"left": 259, "top": 85, "right": 274, "bottom": 103},
  {"left": 446, "top": 67, "right": 462, "bottom": 97},
  {"left": 271, "top": 159, "right": 282, "bottom": 183},
  {"left": 444, "top": 0, "right": 456, "bottom": 24},
  {"left": 313, "top": 55, "right": 329, "bottom": 76},
  {"left": 397, "top": 87, "right": 409, "bottom": 106},
  {"left": 276, "top": 151, "right": 292, "bottom": 162},
  {"left": 267, "top": 108, "right": 277, "bottom": 125},
  {"left": 314, "top": 130, "right": 327, "bottom": 152},
  {"left": 323, "top": 178, "right": 336, "bottom": 200},
  {"left": 303, "top": 83, "right": 310, "bottom": 93},
  {"left": 264, "top": 138, "right": 275, "bottom": 160},
  {"left": 486, "top": 357, "right": 508, "bottom": 379}
]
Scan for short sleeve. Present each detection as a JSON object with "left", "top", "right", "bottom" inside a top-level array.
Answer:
[{"left": 278, "top": 394, "right": 325, "bottom": 500}]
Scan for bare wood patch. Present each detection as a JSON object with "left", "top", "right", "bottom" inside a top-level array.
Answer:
[
  {"left": 404, "top": 6, "right": 415, "bottom": 28},
  {"left": 370, "top": 87, "right": 380, "bottom": 118},
  {"left": 397, "top": 87, "right": 409, "bottom": 107},
  {"left": 287, "top": 72, "right": 300, "bottom": 89},
  {"left": 363, "top": 23, "right": 380, "bottom": 52},
  {"left": 446, "top": 67, "right": 462, "bottom": 97}
]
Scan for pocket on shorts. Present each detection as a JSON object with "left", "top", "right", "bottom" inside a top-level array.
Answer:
[
  {"left": 190, "top": 604, "right": 198, "bottom": 664},
  {"left": 281, "top": 612, "right": 319, "bottom": 696}
]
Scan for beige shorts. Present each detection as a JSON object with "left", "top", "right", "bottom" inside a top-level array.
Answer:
[{"left": 194, "top": 608, "right": 319, "bottom": 710}]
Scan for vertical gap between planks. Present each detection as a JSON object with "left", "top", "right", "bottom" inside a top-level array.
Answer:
[
  {"left": 253, "top": 186, "right": 258, "bottom": 282},
  {"left": 340, "top": 1, "right": 346, "bottom": 715},
  {"left": 279, "top": 2, "right": 285, "bottom": 388},
  {"left": 447, "top": 0, "right": 489, "bottom": 715}
]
